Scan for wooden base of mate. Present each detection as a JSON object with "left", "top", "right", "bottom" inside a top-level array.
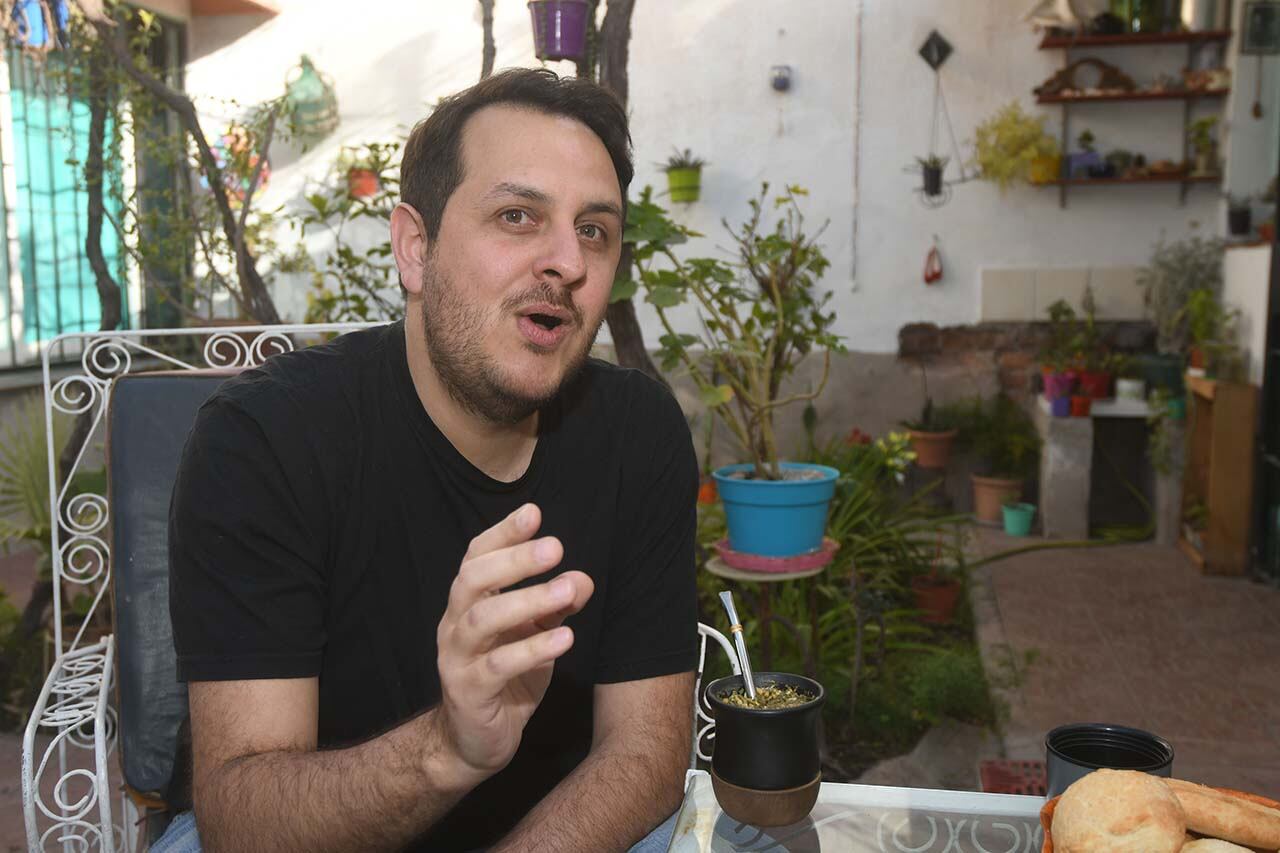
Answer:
[{"left": 711, "top": 767, "right": 821, "bottom": 827}]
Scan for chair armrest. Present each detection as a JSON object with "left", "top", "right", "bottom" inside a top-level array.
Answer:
[{"left": 23, "top": 636, "right": 119, "bottom": 852}]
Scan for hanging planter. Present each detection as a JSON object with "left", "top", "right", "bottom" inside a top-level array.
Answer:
[
  {"left": 917, "top": 155, "right": 947, "bottom": 197},
  {"left": 284, "top": 55, "right": 340, "bottom": 144},
  {"left": 529, "top": 0, "right": 590, "bottom": 62},
  {"left": 661, "top": 148, "right": 706, "bottom": 204}
]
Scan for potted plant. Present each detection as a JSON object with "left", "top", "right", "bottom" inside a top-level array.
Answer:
[
  {"left": 1076, "top": 286, "right": 1112, "bottom": 399},
  {"left": 917, "top": 154, "right": 948, "bottom": 197},
  {"left": 1069, "top": 129, "right": 1105, "bottom": 179},
  {"left": 336, "top": 144, "right": 395, "bottom": 200},
  {"left": 971, "top": 101, "right": 1061, "bottom": 192},
  {"left": 910, "top": 532, "right": 966, "bottom": 624},
  {"left": 1002, "top": 501, "right": 1036, "bottom": 537},
  {"left": 1226, "top": 193, "right": 1253, "bottom": 237},
  {"left": 902, "top": 397, "right": 959, "bottom": 469},
  {"left": 661, "top": 148, "right": 707, "bottom": 203},
  {"left": 954, "top": 395, "right": 1042, "bottom": 525},
  {"left": 1188, "top": 116, "right": 1219, "bottom": 177},
  {"left": 1040, "top": 299, "right": 1080, "bottom": 403},
  {"left": 528, "top": 0, "right": 590, "bottom": 62},
  {"left": 1113, "top": 355, "right": 1146, "bottom": 401},
  {"left": 1178, "top": 287, "right": 1234, "bottom": 375},
  {"left": 623, "top": 184, "right": 845, "bottom": 557},
  {"left": 1138, "top": 236, "right": 1224, "bottom": 393},
  {"left": 705, "top": 670, "right": 826, "bottom": 826}
]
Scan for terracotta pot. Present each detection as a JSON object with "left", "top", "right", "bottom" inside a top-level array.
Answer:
[
  {"left": 911, "top": 574, "right": 962, "bottom": 624},
  {"left": 908, "top": 428, "right": 958, "bottom": 470},
  {"left": 1188, "top": 346, "right": 1205, "bottom": 370},
  {"left": 347, "top": 167, "right": 378, "bottom": 198},
  {"left": 1077, "top": 370, "right": 1111, "bottom": 399},
  {"left": 972, "top": 474, "right": 1023, "bottom": 524},
  {"left": 1260, "top": 222, "right": 1275, "bottom": 242},
  {"left": 1070, "top": 395, "right": 1092, "bottom": 417}
]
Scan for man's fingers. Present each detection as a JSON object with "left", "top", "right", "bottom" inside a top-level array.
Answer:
[
  {"left": 464, "top": 503, "right": 540, "bottom": 562},
  {"left": 455, "top": 572, "right": 590, "bottom": 653},
  {"left": 533, "top": 571, "right": 594, "bottom": 631},
  {"left": 483, "top": 626, "right": 575, "bottom": 683},
  {"left": 449, "top": 536, "right": 564, "bottom": 614}
]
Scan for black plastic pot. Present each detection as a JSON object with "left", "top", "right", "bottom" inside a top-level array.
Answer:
[
  {"left": 923, "top": 165, "right": 943, "bottom": 197},
  {"left": 705, "top": 672, "right": 825, "bottom": 791},
  {"left": 1045, "top": 722, "right": 1174, "bottom": 798},
  {"left": 1229, "top": 206, "right": 1252, "bottom": 236}
]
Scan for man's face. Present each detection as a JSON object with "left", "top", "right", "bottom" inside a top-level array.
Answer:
[{"left": 417, "top": 105, "right": 624, "bottom": 425}]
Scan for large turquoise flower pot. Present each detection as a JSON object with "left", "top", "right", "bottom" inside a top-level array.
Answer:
[{"left": 712, "top": 463, "right": 840, "bottom": 558}]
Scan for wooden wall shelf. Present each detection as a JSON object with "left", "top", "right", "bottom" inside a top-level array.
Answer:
[
  {"left": 1039, "top": 30, "right": 1232, "bottom": 49},
  {"left": 1180, "top": 375, "right": 1258, "bottom": 575},
  {"left": 1036, "top": 88, "right": 1229, "bottom": 104}
]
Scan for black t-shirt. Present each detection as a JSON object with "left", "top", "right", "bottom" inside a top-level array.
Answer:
[{"left": 168, "top": 321, "right": 698, "bottom": 850}]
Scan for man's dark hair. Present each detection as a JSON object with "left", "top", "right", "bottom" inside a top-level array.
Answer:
[{"left": 401, "top": 68, "right": 633, "bottom": 241}]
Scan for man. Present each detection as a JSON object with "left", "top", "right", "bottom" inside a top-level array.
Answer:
[{"left": 159, "top": 68, "right": 698, "bottom": 852}]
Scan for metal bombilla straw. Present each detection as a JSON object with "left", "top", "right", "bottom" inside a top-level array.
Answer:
[{"left": 718, "top": 590, "right": 757, "bottom": 700}]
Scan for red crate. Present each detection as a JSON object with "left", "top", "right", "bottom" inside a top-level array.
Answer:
[{"left": 979, "top": 759, "right": 1046, "bottom": 796}]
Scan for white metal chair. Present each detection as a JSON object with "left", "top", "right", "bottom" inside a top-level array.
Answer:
[
  {"left": 692, "top": 622, "right": 740, "bottom": 769},
  {"left": 22, "top": 323, "right": 375, "bottom": 852}
]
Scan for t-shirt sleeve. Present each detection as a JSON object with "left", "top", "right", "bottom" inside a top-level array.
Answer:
[
  {"left": 169, "top": 395, "right": 329, "bottom": 682},
  {"left": 594, "top": 380, "right": 699, "bottom": 684}
]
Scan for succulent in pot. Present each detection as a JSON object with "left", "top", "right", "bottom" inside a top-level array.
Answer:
[
  {"left": 917, "top": 154, "right": 948, "bottom": 197},
  {"left": 660, "top": 147, "right": 707, "bottom": 204}
]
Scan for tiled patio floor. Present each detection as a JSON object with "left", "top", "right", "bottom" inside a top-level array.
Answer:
[{"left": 973, "top": 529, "right": 1280, "bottom": 798}]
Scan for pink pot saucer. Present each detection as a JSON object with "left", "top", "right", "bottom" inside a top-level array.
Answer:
[{"left": 714, "top": 537, "right": 839, "bottom": 574}]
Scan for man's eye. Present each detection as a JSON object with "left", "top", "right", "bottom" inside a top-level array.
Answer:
[
  {"left": 579, "top": 224, "right": 605, "bottom": 241},
  {"left": 501, "top": 209, "right": 531, "bottom": 226}
]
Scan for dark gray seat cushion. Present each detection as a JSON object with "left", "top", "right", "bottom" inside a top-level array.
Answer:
[{"left": 108, "top": 371, "right": 236, "bottom": 806}]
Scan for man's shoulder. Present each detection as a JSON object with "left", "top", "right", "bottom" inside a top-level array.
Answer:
[
  {"left": 575, "top": 357, "right": 684, "bottom": 419},
  {"left": 211, "top": 322, "right": 395, "bottom": 422}
]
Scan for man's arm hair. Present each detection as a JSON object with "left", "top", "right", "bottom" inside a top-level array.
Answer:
[
  {"left": 491, "top": 671, "right": 694, "bottom": 853},
  {"left": 190, "top": 678, "right": 481, "bottom": 853}
]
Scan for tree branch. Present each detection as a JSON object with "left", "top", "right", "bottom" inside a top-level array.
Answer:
[
  {"left": 479, "top": 0, "right": 496, "bottom": 80},
  {"left": 79, "top": 5, "right": 281, "bottom": 323},
  {"left": 83, "top": 37, "right": 122, "bottom": 332}
]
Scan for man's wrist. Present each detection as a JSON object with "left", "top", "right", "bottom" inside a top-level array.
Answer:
[{"left": 415, "top": 707, "right": 489, "bottom": 796}]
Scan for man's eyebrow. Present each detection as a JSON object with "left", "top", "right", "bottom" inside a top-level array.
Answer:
[{"left": 483, "top": 182, "right": 621, "bottom": 221}]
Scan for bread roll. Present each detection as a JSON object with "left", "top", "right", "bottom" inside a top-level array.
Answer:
[
  {"left": 1166, "top": 779, "right": 1280, "bottom": 849},
  {"left": 1052, "top": 769, "right": 1186, "bottom": 853},
  {"left": 1180, "top": 840, "right": 1253, "bottom": 852}
]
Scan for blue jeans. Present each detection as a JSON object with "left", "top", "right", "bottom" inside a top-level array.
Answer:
[{"left": 152, "top": 808, "right": 679, "bottom": 852}]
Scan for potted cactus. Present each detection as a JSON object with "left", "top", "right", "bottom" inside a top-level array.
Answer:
[
  {"left": 619, "top": 183, "right": 845, "bottom": 557},
  {"left": 661, "top": 147, "right": 707, "bottom": 203}
]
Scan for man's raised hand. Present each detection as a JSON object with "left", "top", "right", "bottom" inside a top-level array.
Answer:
[{"left": 435, "top": 503, "right": 593, "bottom": 781}]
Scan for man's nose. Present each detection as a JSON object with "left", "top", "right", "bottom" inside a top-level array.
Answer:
[{"left": 534, "top": 222, "right": 587, "bottom": 288}]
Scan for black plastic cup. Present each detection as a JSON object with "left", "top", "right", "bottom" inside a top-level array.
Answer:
[
  {"left": 1045, "top": 722, "right": 1174, "bottom": 798},
  {"left": 705, "top": 672, "right": 825, "bottom": 791}
]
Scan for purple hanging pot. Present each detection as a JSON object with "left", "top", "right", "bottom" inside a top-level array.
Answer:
[{"left": 529, "top": 0, "right": 590, "bottom": 62}]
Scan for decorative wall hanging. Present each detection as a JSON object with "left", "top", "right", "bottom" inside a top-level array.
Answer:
[
  {"left": 6, "top": 0, "right": 69, "bottom": 53},
  {"left": 907, "top": 30, "right": 974, "bottom": 209},
  {"left": 1033, "top": 58, "right": 1136, "bottom": 99}
]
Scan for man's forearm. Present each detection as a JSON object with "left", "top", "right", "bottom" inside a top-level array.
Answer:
[
  {"left": 197, "top": 708, "right": 478, "bottom": 853},
  {"left": 491, "top": 732, "right": 688, "bottom": 853}
]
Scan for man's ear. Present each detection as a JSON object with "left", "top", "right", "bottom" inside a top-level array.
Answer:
[{"left": 390, "top": 203, "right": 429, "bottom": 296}]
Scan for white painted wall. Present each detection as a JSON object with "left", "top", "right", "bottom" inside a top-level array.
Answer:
[{"left": 180, "top": 0, "right": 1271, "bottom": 352}]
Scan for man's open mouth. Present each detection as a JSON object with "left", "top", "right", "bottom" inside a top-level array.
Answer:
[{"left": 527, "top": 313, "right": 564, "bottom": 331}]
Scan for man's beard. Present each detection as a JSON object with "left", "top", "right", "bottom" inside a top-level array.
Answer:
[{"left": 419, "top": 258, "right": 599, "bottom": 426}]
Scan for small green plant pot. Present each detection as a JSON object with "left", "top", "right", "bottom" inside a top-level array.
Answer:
[
  {"left": 1166, "top": 396, "right": 1187, "bottom": 421},
  {"left": 666, "top": 166, "right": 702, "bottom": 203},
  {"left": 1002, "top": 502, "right": 1036, "bottom": 537}
]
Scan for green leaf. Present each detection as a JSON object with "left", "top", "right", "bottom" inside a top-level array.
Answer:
[
  {"left": 609, "top": 276, "right": 638, "bottom": 304},
  {"left": 699, "top": 384, "right": 735, "bottom": 408},
  {"left": 646, "top": 286, "right": 684, "bottom": 308}
]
